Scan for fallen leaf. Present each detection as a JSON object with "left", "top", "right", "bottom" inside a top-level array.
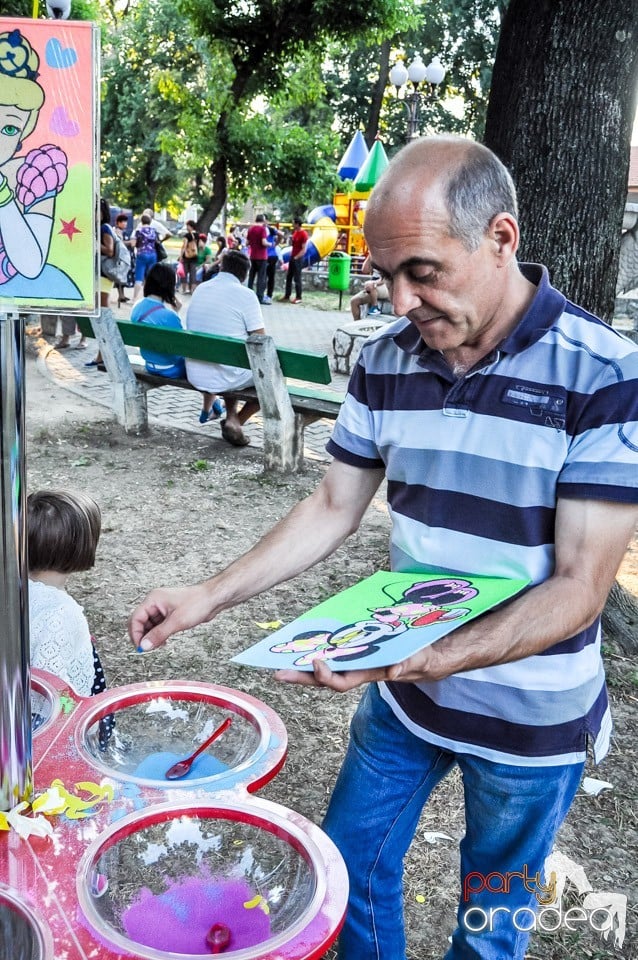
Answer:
[
  {"left": 581, "top": 777, "right": 613, "bottom": 796},
  {"left": 422, "top": 831, "right": 454, "bottom": 844}
]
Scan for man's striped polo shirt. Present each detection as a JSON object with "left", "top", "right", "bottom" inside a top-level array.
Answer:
[{"left": 326, "top": 264, "right": 638, "bottom": 767}]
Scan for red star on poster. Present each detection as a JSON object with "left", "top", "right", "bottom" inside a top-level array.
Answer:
[{"left": 59, "top": 217, "right": 81, "bottom": 241}]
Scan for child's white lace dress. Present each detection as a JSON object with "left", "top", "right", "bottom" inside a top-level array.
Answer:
[{"left": 29, "top": 579, "right": 95, "bottom": 697}]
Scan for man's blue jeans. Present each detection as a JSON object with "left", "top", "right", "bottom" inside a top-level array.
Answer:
[{"left": 322, "top": 684, "right": 584, "bottom": 959}]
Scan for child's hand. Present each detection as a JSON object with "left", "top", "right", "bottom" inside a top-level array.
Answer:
[{"left": 16, "top": 145, "right": 68, "bottom": 209}]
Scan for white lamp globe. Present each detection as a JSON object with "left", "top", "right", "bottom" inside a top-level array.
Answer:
[
  {"left": 407, "top": 55, "right": 428, "bottom": 84},
  {"left": 389, "top": 61, "right": 409, "bottom": 88},
  {"left": 425, "top": 56, "right": 446, "bottom": 86},
  {"left": 45, "top": 0, "right": 71, "bottom": 16}
]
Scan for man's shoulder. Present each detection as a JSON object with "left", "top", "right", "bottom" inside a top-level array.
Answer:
[
  {"left": 357, "top": 317, "right": 412, "bottom": 366},
  {"left": 553, "top": 302, "right": 638, "bottom": 365},
  {"left": 361, "top": 316, "right": 410, "bottom": 345},
  {"left": 188, "top": 275, "right": 257, "bottom": 311}
]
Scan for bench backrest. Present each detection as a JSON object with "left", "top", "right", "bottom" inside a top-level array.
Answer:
[{"left": 76, "top": 317, "right": 332, "bottom": 385}]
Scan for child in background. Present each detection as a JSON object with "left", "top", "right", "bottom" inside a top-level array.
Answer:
[{"left": 28, "top": 490, "right": 107, "bottom": 701}]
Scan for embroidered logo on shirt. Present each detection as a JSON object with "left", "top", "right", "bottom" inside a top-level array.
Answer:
[{"left": 502, "top": 383, "right": 566, "bottom": 429}]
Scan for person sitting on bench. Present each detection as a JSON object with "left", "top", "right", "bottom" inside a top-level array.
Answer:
[
  {"left": 130, "top": 263, "right": 187, "bottom": 379},
  {"left": 185, "top": 250, "right": 265, "bottom": 447},
  {"left": 349, "top": 254, "right": 390, "bottom": 320}
]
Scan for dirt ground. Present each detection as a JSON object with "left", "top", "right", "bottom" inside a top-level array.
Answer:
[{"left": 24, "top": 341, "right": 637, "bottom": 959}]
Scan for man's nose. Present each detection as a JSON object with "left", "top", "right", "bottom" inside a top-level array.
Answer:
[{"left": 389, "top": 276, "right": 421, "bottom": 317}]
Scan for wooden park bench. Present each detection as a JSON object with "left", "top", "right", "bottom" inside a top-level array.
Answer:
[{"left": 76, "top": 312, "right": 344, "bottom": 472}]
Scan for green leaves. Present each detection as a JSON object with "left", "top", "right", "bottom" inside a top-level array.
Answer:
[{"left": 99, "top": 0, "right": 502, "bottom": 220}]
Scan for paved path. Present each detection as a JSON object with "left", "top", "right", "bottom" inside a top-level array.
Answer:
[{"left": 38, "top": 299, "right": 358, "bottom": 463}]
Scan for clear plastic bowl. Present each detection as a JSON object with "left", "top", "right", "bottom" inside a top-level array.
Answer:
[
  {"left": 77, "top": 801, "right": 325, "bottom": 959},
  {"left": 74, "top": 682, "right": 286, "bottom": 791},
  {"left": 30, "top": 673, "right": 60, "bottom": 738},
  {"left": 0, "top": 887, "right": 53, "bottom": 960}
]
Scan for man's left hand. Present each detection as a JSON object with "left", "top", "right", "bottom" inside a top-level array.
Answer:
[{"left": 276, "top": 647, "right": 440, "bottom": 691}]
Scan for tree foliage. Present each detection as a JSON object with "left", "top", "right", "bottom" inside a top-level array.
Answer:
[
  {"left": 1, "top": 0, "right": 98, "bottom": 17},
  {"left": 97, "top": 0, "right": 508, "bottom": 221},
  {"left": 1, "top": 0, "right": 35, "bottom": 15},
  {"left": 100, "top": 0, "right": 209, "bottom": 211},
  {"left": 323, "top": 0, "right": 504, "bottom": 155},
  {"left": 175, "top": 0, "right": 415, "bottom": 229}
]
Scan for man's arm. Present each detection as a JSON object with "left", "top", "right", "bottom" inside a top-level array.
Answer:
[
  {"left": 278, "top": 497, "right": 638, "bottom": 690},
  {"left": 129, "top": 460, "right": 384, "bottom": 651}
]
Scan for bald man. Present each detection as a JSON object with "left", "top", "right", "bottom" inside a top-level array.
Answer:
[{"left": 129, "top": 137, "right": 638, "bottom": 959}]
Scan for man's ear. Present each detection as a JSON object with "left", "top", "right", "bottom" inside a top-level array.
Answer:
[{"left": 488, "top": 212, "right": 519, "bottom": 264}]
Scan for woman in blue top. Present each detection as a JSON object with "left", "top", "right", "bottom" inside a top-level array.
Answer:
[{"left": 130, "top": 263, "right": 186, "bottom": 378}]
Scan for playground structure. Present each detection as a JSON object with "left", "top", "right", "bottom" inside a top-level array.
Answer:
[{"left": 288, "top": 133, "right": 390, "bottom": 269}]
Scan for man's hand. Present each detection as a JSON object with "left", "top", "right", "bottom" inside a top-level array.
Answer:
[
  {"left": 128, "top": 584, "right": 214, "bottom": 652},
  {"left": 128, "top": 461, "right": 383, "bottom": 656},
  {"left": 277, "top": 498, "right": 638, "bottom": 692},
  {"left": 276, "top": 644, "right": 443, "bottom": 691}
]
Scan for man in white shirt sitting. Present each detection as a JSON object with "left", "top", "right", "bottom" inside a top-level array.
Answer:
[{"left": 185, "top": 250, "right": 265, "bottom": 447}]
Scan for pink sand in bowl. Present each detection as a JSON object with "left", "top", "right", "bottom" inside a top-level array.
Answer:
[{"left": 122, "top": 874, "right": 272, "bottom": 953}]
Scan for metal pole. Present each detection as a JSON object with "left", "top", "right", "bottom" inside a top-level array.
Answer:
[
  {"left": 407, "top": 86, "right": 420, "bottom": 141},
  {"left": 0, "top": 312, "right": 32, "bottom": 811}
]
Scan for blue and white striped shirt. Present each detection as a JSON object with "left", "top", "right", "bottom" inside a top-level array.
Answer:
[{"left": 327, "top": 264, "right": 638, "bottom": 766}]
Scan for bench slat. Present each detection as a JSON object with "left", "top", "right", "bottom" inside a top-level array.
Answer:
[
  {"left": 96, "top": 364, "right": 344, "bottom": 420},
  {"left": 77, "top": 317, "right": 332, "bottom": 385},
  {"left": 227, "top": 387, "right": 343, "bottom": 420}
]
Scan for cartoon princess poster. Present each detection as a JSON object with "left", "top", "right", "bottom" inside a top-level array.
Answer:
[{"left": 0, "top": 19, "right": 97, "bottom": 313}]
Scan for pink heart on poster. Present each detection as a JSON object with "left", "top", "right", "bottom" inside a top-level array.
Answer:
[{"left": 50, "top": 106, "right": 80, "bottom": 138}]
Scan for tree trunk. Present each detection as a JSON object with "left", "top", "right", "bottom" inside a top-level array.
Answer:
[
  {"left": 364, "top": 39, "right": 392, "bottom": 146},
  {"left": 199, "top": 130, "right": 229, "bottom": 234},
  {"left": 196, "top": 64, "right": 256, "bottom": 232},
  {"left": 601, "top": 581, "right": 638, "bottom": 655},
  {"left": 484, "top": 1, "right": 638, "bottom": 651},
  {"left": 484, "top": 0, "right": 638, "bottom": 321}
]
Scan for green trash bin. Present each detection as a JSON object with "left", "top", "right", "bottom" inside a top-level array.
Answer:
[
  {"left": 328, "top": 251, "right": 351, "bottom": 291},
  {"left": 328, "top": 251, "right": 351, "bottom": 309}
]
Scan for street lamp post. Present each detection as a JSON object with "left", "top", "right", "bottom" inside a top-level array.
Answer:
[{"left": 389, "top": 54, "right": 446, "bottom": 141}]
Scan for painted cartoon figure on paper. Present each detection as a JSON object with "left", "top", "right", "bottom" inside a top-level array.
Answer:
[
  {"left": 0, "top": 28, "right": 81, "bottom": 300},
  {"left": 270, "top": 578, "right": 479, "bottom": 666}
]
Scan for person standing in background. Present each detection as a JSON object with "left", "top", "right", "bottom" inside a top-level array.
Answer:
[
  {"left": 180, "top": 220, "right": 199, "bottom": 295},
  {"left": 114, "top": 212, "right": 134, "bottom": 306},
  {"left": 264, "top": 217, "right": 284, "bottom": 304},
  {"left": 246, "top": 213, "right": 269, "bottom": 304},
  {"left": 85, "top": 198, "right": 116, "bottom": 367},
  {"left": 131, "top": 215, "right": 158, "bottom": 301},
  {"left": 280, "top": 216, "right": 308, "bottom": 304}
]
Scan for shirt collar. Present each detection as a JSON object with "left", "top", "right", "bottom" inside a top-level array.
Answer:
[{"left": 393, "top": 262, "right": 566, "bottom": 363}]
